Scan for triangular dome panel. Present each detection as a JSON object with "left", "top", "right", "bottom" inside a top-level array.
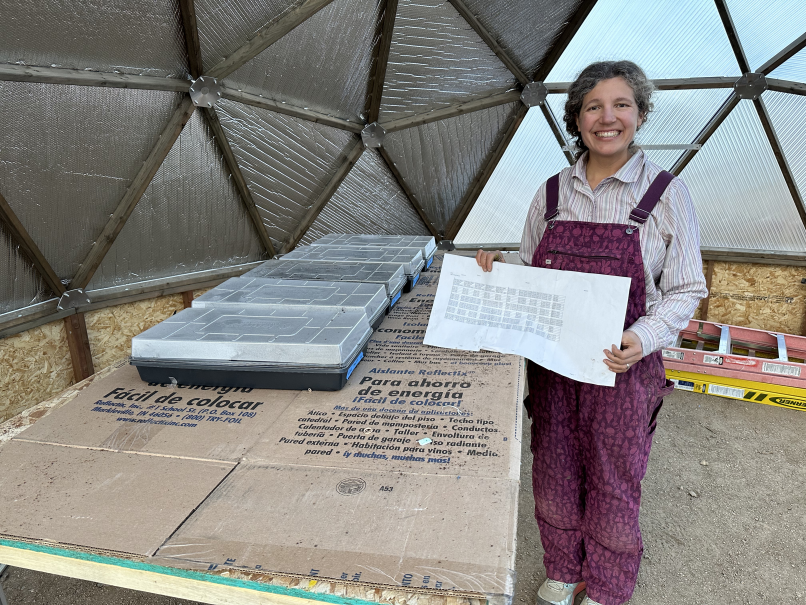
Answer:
[
  {"left": 0, "top": 0, "right": 188, "bottom": 77},
  {"left": 546, "top": 0, "right": 741, "bottom": 81},
  {"left": 681, "top": 99, "right": 806, "bottom": 253},
  {"left": 378, "top": 0, "right": 517, "bottom": 122},
  {"left": 0, "top": 82, "right": 184, "bottom": 281},
  {"left": 0, "top": 225, "right": 51, "bottom": 314},
  {"left": 458, "top": 0, "right": 583, "bottom": 78},
  {"left": 765, "top": 91, "right": 806, "bottom": 204},
  {"left": 195, "top": 0, "right": 300, "bottom": 73},
  {"left": 770, "top": 48, "right": 806, "bottom": 83},
  {"left": 87, "top": 111, "right": 265, "bottom": 290},
  {"left": 214, "top": 98, "right": 357, "bottom": 250},
  {"left": 455, "top": 107, "right": 570, "bottom": 246},
  {"left": 382, "top": 102, "right": 520, "bottom": 234},
  {"left": 300, "top": 149, "right": 430, "bottom": 245},
  {"left": 725, "top": 0, "right": 805, "bottom": 72},
  {"left": 224, "top": 0, "right": 382, "bottom": 123}
]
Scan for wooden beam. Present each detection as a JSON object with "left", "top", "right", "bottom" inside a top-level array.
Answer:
[
  {"left": 447, "top": 0, "right": 529, "bottom": 85},
  {"left": 203, "top": 107, "right": 276, "bottom": 257},
  {"left": 69, "top": 97, "right": 196, "bottom": 290},
  {"left": 766, "top": 78, "right": 806, "bottom": 96},
  {"left": 0, "top": 64, "right": 190, "bottom": 93},
  {"left": 377, "top": 146, "right": 439, "bottom": 239},
  {"left": 533, "top": 0, "right": 598, "bottom": 82},
  {"left": 220, "top": 88, "right": 363, "bottom": 133},
  {"left": 207, "top": 0, "right": 336, "bottom": 79},
  {"left": 381, "top": 90, "right": 522, "bottom": 133},
  {"left": 178, "top": 0, "right": 203, "bottom": 79},
  {"left": 445, "top": 103, "right": 529, "bottom": 239},
  {"left": 714, "top": 0, "right": 751, "bottom": 74},
  {"left": 753, "top": 96, "right": 806, "bottom": 231},
  {"left": 365, "top": 0, "right": 398, "bottom": 124},
  {"left": 539, "top": 103, "right": 575, "bottom": 165},
  {"left": 700, "top": 259, "right": 715, "bottom": 321},
  {"left": 0, "top": 190, "right": 65, "bottom": 296},
  {"left": 543, "top": 77, "right": 738, "bottom": 94},
  {"left": 759, "top": 32, "right": 806, "bottom": 75},
  {"left": 64, "top": 313, "right": 95, "bottom": 381},
  {"left": 182, "top": 291, "right": 194, "bottom": 308},
  {"left": 280, "top": 139, "right": 365, "bottom": 253},
  {"left": 671, "top": 93, "right": 739, "bottom": 175}
]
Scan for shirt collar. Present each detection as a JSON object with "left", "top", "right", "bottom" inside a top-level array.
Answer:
[{"left": 571, "top": 149, "right": 646, "bottom": 186}]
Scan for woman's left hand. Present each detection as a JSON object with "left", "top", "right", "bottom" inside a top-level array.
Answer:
[{"left": 604, "top": 331, "right": 644, "bottom": 373}]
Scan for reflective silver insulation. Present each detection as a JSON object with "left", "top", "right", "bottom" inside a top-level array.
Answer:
[
  {"left": 546, "top": 0, "right": 742, "bottom": 82},
  {"left": 0, "top": 0, "right": 188, "bottom": 78},
  {"left": 87, "top": 111, "right": 265, "bottom": 290},
  {"left": 724, "top": 0, "right": 805, "bottom": 72},
  {"left": 0, "top": 223, "right": 51, "bottom": 314},
  {"left": 382, "top": 102, "right": 520, "bottom": 234},
  {"left": 214, "top": 98, "right": 356, "bottom": 251},
  {"left": 194, "top": 0, "right": 303, "bottom": 73},
  {"left": 226, "top": 0, "right": 382, "bottom": 123},
  {"left": 300, "top": 150, "right": 429, "bottom": 245},
  {"left": 764, "top": 92, "right": 806, "bottom": 207},
  {"left": 379, "top": 0, "right": 517, "bottom": 122},
  {"left": 0, "top": 82, "right": 184, "bottom": 281},
  {"left": 680, "top": 100, "right": 806, "bottom": 253},
  {"left": 460, "top": 0, "right": 583, "bottom": 77}
]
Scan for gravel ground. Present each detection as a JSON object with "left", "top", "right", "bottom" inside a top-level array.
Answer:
[{"left": 2, "top": 389, "right": 805, "bottom": 604}]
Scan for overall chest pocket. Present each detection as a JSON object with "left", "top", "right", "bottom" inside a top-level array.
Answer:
[{"left": 544, "top": 248, "right": 622, "bottom": 271}]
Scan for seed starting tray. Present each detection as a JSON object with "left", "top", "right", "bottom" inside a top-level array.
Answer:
[
  {"left": 131, "top": 306, "right": 371, "bottom": 391},
  {"left": 245, "top": 260, "right": 407, "bottom": 308},
  {"left": 281, "top": 245, "right": 424, "bottom": 277},
  {"left": 192, "top": 277, "right": 389, "bottom": 330},
  {"left": 310, "top": 234, "right": 437, "bottom": 269}
]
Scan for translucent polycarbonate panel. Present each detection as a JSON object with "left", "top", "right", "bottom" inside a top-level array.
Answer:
[
  {"left": 681, "top": 100, "right": 806, "bottom": 253},
  {"left": 0, "top": 82, "right": 182, "bottom": 282},
  {"left": 0, "top": 224, "right": 51, "bottom": 314},
  {"left": 764, "top": 92, "right": 806, "bottom": 206},
  {"left": 460, "top": 0, "right": 582, "bottom": 77},
  {"left": 726, "top": 0, "right": 806, "bottom": 71},
  {"left": 226, "top": 0, "right": 381, "bottom": 123},
  {"left": 300, "top": 150, "right": 429, "bottom": 246},
  {"left": 0, "top": 0, "right": 187, "bottom": 77},
  {"left": 383, "top": 103, "right": 520, "bottom": 234},
  {"left": 214, "top": 99, "right": 356, "bottom": 250},
  {"left": 547, "top": 0, "right": 741, "bottom": 82},
  {"left": 195, "top": 0, "right": 301, "bottom": 72},
  {"left": 88, "top": 112, "right": 265, "bottom": 290},
  {"left": 379, "top": 0, "right": 517, "bottom": 122},
  {"left": 770, "top": 48, "right": 806, "bottom": 83},
  {"left": 455, "top": 108, "right": 569, "bottom": 246}
]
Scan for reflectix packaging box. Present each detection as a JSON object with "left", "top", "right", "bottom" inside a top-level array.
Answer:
[
  {"left": 193, "top": 277, "right": 389, "bottom": 330},
  {"left": 281, "top": 245, "right": 424, "bottom": 292},
  {"left": 311, "top": 234, "right": 438, "bottom": 269},
  {"left": 245, "top": 260, "right": 407, "bottom": 309},
  {"left": 131, "top": 306, "right": 372, "bottom": 391}
]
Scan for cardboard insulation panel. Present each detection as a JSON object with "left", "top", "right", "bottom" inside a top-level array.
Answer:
[{"left": 0, "top": 318, "right": 74, "bottom": 423}]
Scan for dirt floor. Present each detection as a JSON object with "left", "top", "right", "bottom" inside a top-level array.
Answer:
[{"left": 2, "top": 389, "right": 805, "bottom": 605}]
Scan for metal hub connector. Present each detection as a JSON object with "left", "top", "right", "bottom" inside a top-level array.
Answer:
[
  {"left": 57, "top": 289, "right": 92, "bottom": 311},
  {"left": 189, "top": 76, "right": 222, "bottom": 108},
  {"left": 361, "top": 122, "right": 386, "bottom": 148},
  {"left": 734, "top": 73, "right": 767, "bottom": 100},
  {"left": 520, "top": 82, "right": 548, "bottom": 108}
]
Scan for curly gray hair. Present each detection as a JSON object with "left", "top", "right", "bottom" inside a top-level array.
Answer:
[{"left": 563, "top": 61, "right": 655, "bottom": 160}]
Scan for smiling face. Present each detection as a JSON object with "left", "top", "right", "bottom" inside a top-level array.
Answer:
[{"left": 575, "top": 76, "right": 644, "bottom": 166}]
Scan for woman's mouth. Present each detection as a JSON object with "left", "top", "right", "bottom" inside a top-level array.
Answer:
[{"left": 594, "top": 130, "right": 621, "bottom": 139}]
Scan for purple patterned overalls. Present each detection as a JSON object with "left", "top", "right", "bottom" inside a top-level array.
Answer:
[{"left": 528, "top": 171, "right": 676, "bottom": 605}]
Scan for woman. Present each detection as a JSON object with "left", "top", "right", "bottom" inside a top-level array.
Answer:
[{"left": 476, "top": 61, "right": 707, "bottom": 605}]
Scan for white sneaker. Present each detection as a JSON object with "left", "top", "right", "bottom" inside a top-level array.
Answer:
[
  {"left": 579, "top": 596, "right": 603, "bottom": 605},
  {"left": 536, "top": 578, "right": 586, "bottom": 605}
]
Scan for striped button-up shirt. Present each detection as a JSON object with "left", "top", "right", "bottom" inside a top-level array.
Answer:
[{"left": 519, "top": 150, "right": 708, "bottom": 355}]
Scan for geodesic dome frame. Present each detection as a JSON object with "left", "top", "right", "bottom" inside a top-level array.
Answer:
[{"left": 1, "top": 0, "right": 805, "bottom": 342}]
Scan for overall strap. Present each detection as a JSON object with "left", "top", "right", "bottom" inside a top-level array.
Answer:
[
  {"left": 543, "top": 173, "right": 561, "bottom": 221},
  {"left": 629, "top": 170, "right": 675, "bottom": 224}
]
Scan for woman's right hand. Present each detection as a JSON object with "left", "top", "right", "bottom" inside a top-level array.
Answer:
[{"left": 476, "top": 249, "right": 503, "bottom": 272}]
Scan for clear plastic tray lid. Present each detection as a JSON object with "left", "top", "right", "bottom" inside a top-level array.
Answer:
[
  {"left": 192, "top": 277, "right": 388, "bottom": 325},
  {"left": 131, "top": 306, "right": 371, "bottom": 369},
  {"left": 244, "top": 260, "right": 406, "bottom": 297},
  {"left": 311, "top": 234, "right": 437, "bottom": 260},
  {"left": 280, "top": 245, "right": 424, "bottom": 275}
]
